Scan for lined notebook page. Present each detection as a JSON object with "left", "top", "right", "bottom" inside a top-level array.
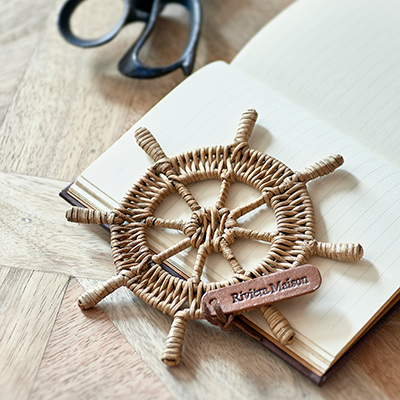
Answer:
[
  {"left": 233, "top": 0, "right": 400, "bottom": 169},
  {"left": 72, "top": 62, "right": 400, "bottom": 373}
]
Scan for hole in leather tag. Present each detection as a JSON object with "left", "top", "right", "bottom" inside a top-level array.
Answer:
[{"left": 201, "top": 264, "right": 321, "bottom": 321}]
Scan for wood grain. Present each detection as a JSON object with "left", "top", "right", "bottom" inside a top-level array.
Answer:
[
  {"left": 0, "top": 0, "right": 296, "bottom": 182},
  {"left": 77, "top": 277, "right": 388, "bottom": 400},
  {"left": 30, "top": 278, "right": 173, "bottom": 400},
  {"left": 353, "top": 313, "right": 400, "bottom": 399},
  {"left": 0, "top": 0, "right": 54, "bottom": 124},
  {"left": 0, "top": 267, "right": 68, "bottom": 400},
  {"left": 0, "top": 0, "right": 143, "bottom": 181},
  {"left": 0, "top": 172, "right": 115, "bottom": 280}
]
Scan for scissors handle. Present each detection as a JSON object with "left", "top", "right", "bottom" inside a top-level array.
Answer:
[
  {"left": 57, "top": 0, "right": 202, "bottom": 79},
  {"left": 118, "top": 0, "right": 202, "bottom": 79},
  {"left": 57, "top": 0, "right": 148, "bottom": 48}
]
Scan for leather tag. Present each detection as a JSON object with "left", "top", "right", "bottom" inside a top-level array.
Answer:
[{"left": 201, "top": 265, "right": 321, "bottom": 321}]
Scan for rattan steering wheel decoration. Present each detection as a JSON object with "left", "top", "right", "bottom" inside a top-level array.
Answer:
[{"left": 66, "top": 109, "right": 363, "bottom": 366}]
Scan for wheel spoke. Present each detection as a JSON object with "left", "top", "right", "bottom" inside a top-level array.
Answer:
[
  {"left": 152, "top": 237, "right": 191, "bottom": 264},
  {"left": 145, "top": 216, "right": 186, "bottom": 232},
  {"left": 191, "top": 244, "right": 208, "bottom": 283},
  {"left": 215, "top": 175, "right": 232, "bottom": 208},
  {"left": 295, "top": 154, "right": 344, "bottom": 183},
  {"left": 233, "top": 109, "right": 258, "bottom": 144},
  {"left": 134, "top": 127, "right": 201, "bottom": 212},
  {"left": 314, "top": 241, "right": 363, "bottom": 262},
  {"left": 162, "top": 169, "right": 201, "bottom": 212},
  {"left": 231, "top": 226, "right": 274, "bottom": 243},
  {"left": 219, "top": 240, "right": 245, "bottom": 275},
  {"left": 229, "top": 194, "right": 268, "bottom": 220},
  {"left": 260, "top": 305, "right": 295, "bottom": 345}
]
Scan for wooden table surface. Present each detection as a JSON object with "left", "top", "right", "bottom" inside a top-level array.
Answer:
[{"left": 1, "top": 1, "right": 399, "bottom": 399}]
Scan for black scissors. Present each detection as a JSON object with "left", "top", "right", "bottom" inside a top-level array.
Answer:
[{"left": 57, "top": 0, "right": 202, "bottom": 79}]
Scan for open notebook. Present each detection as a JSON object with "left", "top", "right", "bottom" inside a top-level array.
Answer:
[{"left": 62, "top": 0, "right": 400, "bottom": 384}]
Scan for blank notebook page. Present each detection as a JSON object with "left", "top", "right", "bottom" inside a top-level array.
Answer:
[{"left": 233, "top": 0, "right": 400, "bottom": 169}]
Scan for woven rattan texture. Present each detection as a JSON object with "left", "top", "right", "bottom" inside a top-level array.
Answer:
[{"left": 66, "top": 109, "right": 363, "bottom": 366}]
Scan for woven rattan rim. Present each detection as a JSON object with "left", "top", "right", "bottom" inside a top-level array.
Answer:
[{"left": 66, "top": 109, "right": 363, "bottom": 366}]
